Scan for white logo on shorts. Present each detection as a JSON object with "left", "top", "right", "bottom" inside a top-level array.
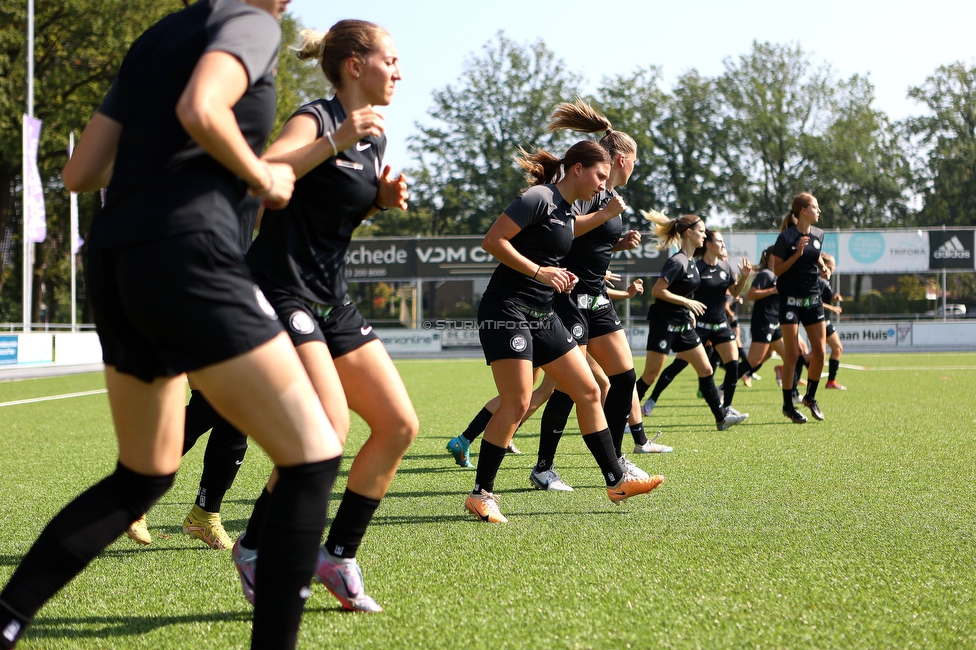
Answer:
[
  {"left": 361, "top": 326, "right": 373, "bottom": 336},
  {"left": 510, "top": 335, "right": 527, "bottom": 352},
  {"left": 765, "top": 333, "right": 772, "bottom": 342},
  {"left": 253, "top": 286, "right": 278, "bottom": 319},
  {"left": 786, "top": 312, "right": 796, "bottom": 321},
  {"left": 571, "top": 324, "right": 584, "bottom": 339},
  {"left": 289, "top": 311, "right": 315, "bottom": 334},
  {"left": 658, "top": 340, "right": 668, "bottom": 350}
]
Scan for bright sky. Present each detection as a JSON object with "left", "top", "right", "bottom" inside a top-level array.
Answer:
[{"left": 289, "top": 0, "right": 976, "bottom": 171}]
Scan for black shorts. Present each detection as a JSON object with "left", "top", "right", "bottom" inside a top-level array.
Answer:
[
  {"left": 750, "top": 317, "right": 783, "bottom": 344},
  {"left": 478, "top": 294, "right": 576, "bottom": 367},
  {"left": 87, "top": 230, "right": 282, "bottom": 383},
  {"left": 553, "top": 291, "right": 624, "bottom": 346},
  {"left": 695, "top": 321, "right": 737, "bottom": 346},
  {"left": 260, "top": 284, "right": 380, "bottom": 358},
  {"left": 645, "top": 318, "right": 701, "bottom": 354},
  {"left": 780, "top": 295, "right": 825, "bottom": 328},
  {"left": 825, "top": 319, "right": 836, "bottom": 337}
]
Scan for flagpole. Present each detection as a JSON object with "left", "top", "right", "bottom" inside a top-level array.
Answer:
[
  {"left": 22, "top": 0, "right": 35, "bottom": 332},
  {"left": 69, "top": 133, "right": 78, "bottom": 331}
]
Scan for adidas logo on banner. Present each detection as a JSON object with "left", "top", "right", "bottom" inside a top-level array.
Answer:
[{"left": 934, "top": 236, "right": 971, "bottom": 260}]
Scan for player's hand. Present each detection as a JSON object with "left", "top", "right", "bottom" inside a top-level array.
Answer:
[
  {"left": 604, "top": 269, "right": 621, "bottom": 288},
  {"left": 538, "top": 266, "right": 575, "bottom": 293},
  {"left": 375, "top": 166, "right": 408, "bottom": 210},
  {"left": 685, "top": 298, "right": 706, "bottom": 316},
  {"left": 618, "top": 229, "right": 641, "bottom": 250},
  {"left": 250, "top": 162, "right": 295, "bottom": 210},
  {"left": 628, "top": 278, "right": 644, "bottom": 297},
  {"left": 601, "top": 195, "right": 627, "bottom": 219},
  {"left": 333, "top": 105, "right": 385, "bottom": 152}
]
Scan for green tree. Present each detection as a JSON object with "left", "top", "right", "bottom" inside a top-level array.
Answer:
[
  {"left": 717, "top": 42, "right": 833, "bottom": 228},
  {"left": 809, "top": 75, "right": 912, "bottom": 228},
  {"left": 593, "top": 66, "right": 667, "bottom": 228},
  {"left": 407, "top": 32, "right": 581, "bottom": 235},
  {"left": 906, "top": 61, "right": 976, "bottom": 226}
]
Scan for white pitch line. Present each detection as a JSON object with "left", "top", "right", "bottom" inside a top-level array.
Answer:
[
  {"left": 0, "top": 389, "right": 107, "bottom": 408},
  {"left": 858, "top": 366, "right": 976, "bottom": 371}
]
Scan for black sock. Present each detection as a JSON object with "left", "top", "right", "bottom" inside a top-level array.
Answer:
[
  {"left": 605, "top": 370, "right": 636, "bottom": 457},
  {"left": 582, "top": 428, "right": 625, "bottom": 486},
  {"left": 721, "top": 360, "right": 739, "bottom": 407},
  {"left": 0, "top": 462, "right": 174, "bottom": 637},
  {"left": 828, "top": 359, "right": 839, "bottom": 381},
  {"left": 737, "top": 346, "right": 745, "bottom": 362},
  {"left": 783, "top": 389, "right": 794, "bottom": 409},
  {"left": 750, "top": 361, "right": 764, "bottom": 376},
  {"left": 737, "top": 359, "right": 753, "bottom": 379},
  {"left": 196, "top": 417, "right": 248, "bottom": 513},
  {"left": 252, "top": 457, "right": 340, "bottom": 650},
  {"left": 635, "top": 377, "right": 650, "bottom": 400},
  {"left": 324, "top": 489, "right": 381, "bottom": 559},
  {"left": 806, "top": 379, "right": 820, "bottom": 401},
  {"left": 708, "top": 347, "right": 722, "bottom": 372},
  {"left": 793, "top": 356, "right": 806, "bottom": 390},
  {"left": 462, "top": 407, "right": 493, "bottom": 443},
  {"left": 473, "top": 441, "right": 507, "bottom": 494},
  {"left": 183, "top": 390, "right": 221, "bottom": 455},
  {"left": 650, "top": 358, "right": 688, "bottom": 401},
  {"left": 536, "top": 390, "right": 573, "bottom": 472},
  {"left": 629, "top": 421, "right": 649, "bottom": 446},
  {"left": 698, "top": 375, "right": 725, "bottom": 421},
  {"left": 241, "top": 487, "right": 272, "bottom": 551}
]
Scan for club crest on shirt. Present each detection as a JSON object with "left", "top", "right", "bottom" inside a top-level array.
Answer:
[
  {"left": 253, "top": 286, "right": 278, "bottom": 319},
  {"left": 719, "top": 270, "right": 727, "bottom": 280},
  {"left": 510, "top": 335, "right": 527, "bottom": 352},
  {"left": 813, "top": 239, "right": 822, "bottom": 249},
  {"left": 289, "top": 311, "right": 315, "bottom": 334}
]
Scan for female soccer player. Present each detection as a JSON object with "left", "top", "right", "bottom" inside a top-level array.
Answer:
[
  {"left": 528, "top": 99, "right": 649, "bottom": 491},
  {"left": 819, "top": 253, "right": 846, "bottom": 390},
  {"left": 466, "top": 139, "right": 664, "bottom": 523},
  {"left": 233, "top": 19, "right": 417, "bottom": 613},
  {"left": 635, "top": 213, "right": 747, "bottom": 431},
  {"left": 735, "top": 248, "right": 784, "bottom": 385},
  {"left": 638, "top": 229, "right": 752, "bottom": 418},
  {"left": 0, "top": 2, "right": 346, "bottom": 648},
  {"left": 771, "top": 192, "right": 827, "bottom": 423}
]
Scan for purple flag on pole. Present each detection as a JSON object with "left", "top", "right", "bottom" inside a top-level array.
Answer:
[{"left": 24, "top": 115, "right": 46, "bottom": 244}]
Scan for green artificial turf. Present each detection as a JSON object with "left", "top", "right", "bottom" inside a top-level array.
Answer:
[{"left": 1, "top": 352, "right": 974, "bottom": 648}]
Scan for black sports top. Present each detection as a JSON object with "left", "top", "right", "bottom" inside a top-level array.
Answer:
[
  {"left": 247, "top": 97, "right": 387, "bottom": 306},
  {"left": 695, "top": 259, "right": 736, "bottom": 323},
  {"left": 90, "top": 0, "right": 279, "bottom": 251},
  {"left": 564, "top": 189, "right": 623, "bottom": 294},
  {"left": 482, "top": 184, "right": 576, "bottom": 313},
  {"left": 751, "top": 268, "right": 779, "bottom": 323},
  {"left": 772, "top": 225, "right": 825, "bottom": 297},
  {"left": 647, "top": 250, "right": 699, "bottom": 326},
  {"left": 818, "top": 278, "right": 834, "bottom": 311}
]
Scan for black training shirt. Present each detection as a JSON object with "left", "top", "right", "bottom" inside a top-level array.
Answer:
[
  {"left": 751, "top": 268, "right": 779, "bottom": 323},
  {"left": 819, "top": 277, "right": 834, "bottom": 309},
  {"left": 564, "top": 189, "right": 623, "bottom": 294},
  {"left": 247, "top": 97, "right": 386, "bottom": 306},
  {"left": 482, "top": 184, "right": 576, "bottom": 313},
  {"left": 648, "top": 250, "right": 699, "bottom": 326},
  {"left": 90, "top": 0, "right": 279, "bottom": 251},
  {"left": 695, "top": 259, "right": 736, "bottom": 323},
  {"left": 772, "top": 226, "right": 825, "bottom": 296}
]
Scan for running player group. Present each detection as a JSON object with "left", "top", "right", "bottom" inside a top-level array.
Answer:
[{"left": 0, "top": 2, "right": 843, "bottom": 648}]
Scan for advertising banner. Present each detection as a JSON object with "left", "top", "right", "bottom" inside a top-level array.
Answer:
[
  {"left": 839, "top": 230, "right": 929, "bottom": 273},
  {"left": 0, "top": 336, "right": 17, "bottom": 366},
  {"left": 24, "top": 116, "right": 46, "bottom": 243},
  {"left": 928, "top": 230, "right": 975, "bottom": 270}
]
